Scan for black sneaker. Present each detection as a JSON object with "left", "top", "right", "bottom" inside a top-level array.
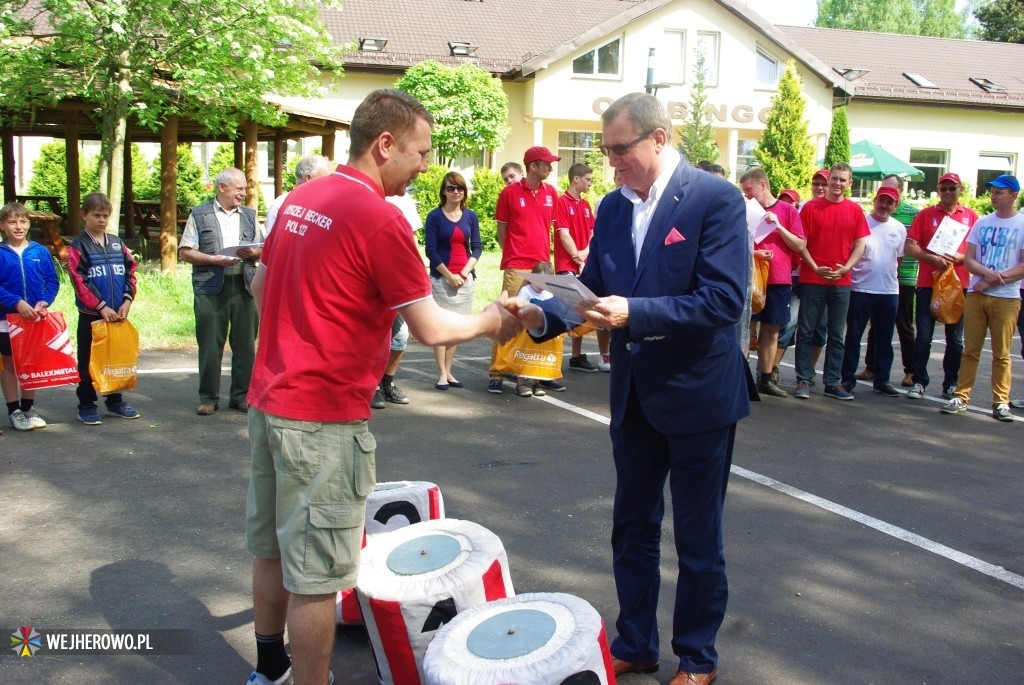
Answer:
[
  {"left": 487, "top": 378, "right": 504, "bottom": 394},
  {"left": 381, "top": 383, "right": 410, "bottom": 404},
  {"left": 823, "top": 385, "right": 854, "bottom": 401},
  {"left": 873, "top": 384, "right": 899, "bottom": 397},
  {"left": 538, "top": 379, "right": 566, "bottom": 392},
  {"left": 569, "top": 355, "right": 599, "bottom": 372},
  {"left": 370, "top": 388, "right": 387, "bottom": 409},
  {"left": 756, "top": 378, "right": 789, "bottom": 397}
]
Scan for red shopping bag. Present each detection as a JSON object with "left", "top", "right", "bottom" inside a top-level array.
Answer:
[{"left": 6, "top": 311, "right": 80, "bottom": 390}]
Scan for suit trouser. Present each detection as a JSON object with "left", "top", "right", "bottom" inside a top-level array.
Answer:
[
  {"left": 609, "top": 384, "right": 734, "bottom": 674},
  {"left": 488, "top": 269, "right": 529, "bottom": 379},
  {"left": 194, "top": 275, "right": 257, "bottom": 405},
  {"left": 953, "top": 293, "right": 1020, "bottom": 406}
]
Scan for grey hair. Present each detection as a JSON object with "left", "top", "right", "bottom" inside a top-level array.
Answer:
[
  {"left": 295, "top": 155, "right": 331, "bottom": 184},
  {"left": 601, "top": 93, "right": 673, "bottom": 144},
  {"left": 215, "top": 167, "right": 245, "bottom": 187}
]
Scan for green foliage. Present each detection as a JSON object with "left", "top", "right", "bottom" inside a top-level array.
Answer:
[
  {"left": 395, "top": 61, "right": 511, "bottom": 166},
  {"left": 410, "top": 164, "right": 451, "bottom": 229},
  {"left": 678, "top": 51, "right": 719, "bottom": 165},
  {"left": 959, "top": 182, "right": 994, "bottom": 215},
  {"left": 816, "top": 0, "right": 966, "bottom": 37},
  {"left": 974, "top": 0, "right": 1024, "bottom": 42},
  {"left": 823, "top": 106, "right": 851, "bottom": 168},
  {"left": 25, "top": 141, "right": 108, "bottom": 212},
  {"left": 467, "top": 167, "right": 503, "bottom": 251},
  {"left": 754, "top": 62, "right": 816, "bottom": 196},
  {"left": 136, "top": 144, "right": 209, "bottom": 207}
]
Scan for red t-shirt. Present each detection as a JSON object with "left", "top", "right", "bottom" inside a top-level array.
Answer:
[
  {"left": 906, "top": 203, "right": 978, "bottom": 288},
  {"left": 553, "top": 192, "right": 594, "bottom": 274},
  {"left": 248, "top": 165, "right": 431, "bottom": 422},
  {"left": 495, "top": 179, "right": 557, "bottom": 270},
  {"left": 798, "top": 197, "right": 870, "bottom": 287},
  {"left": 756, "top": 200, "right": 805, "bottom": 285},
  {"left": 447, "top": 226, "right": 469, "bottom": 276}
]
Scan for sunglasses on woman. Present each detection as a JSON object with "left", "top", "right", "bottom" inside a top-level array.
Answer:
[{"left": 444, "top": 185, "right": 465, "bottom": 193}]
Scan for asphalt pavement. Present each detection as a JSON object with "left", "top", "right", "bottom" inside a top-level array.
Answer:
[{"left": 1, "top": 335, "right": 1022, "bottom": 684}]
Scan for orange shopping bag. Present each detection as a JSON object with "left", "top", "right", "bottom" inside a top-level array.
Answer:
[
  {"left": 492, "top": 329, "right": 564, "bottom": 380},
  {"left": 751, "top": 256, "right": 770, "bottom": 314},
  {"left": 89, "top": 319, "right": 139, "bottom": 394},
  {"left": 930, "top": 263, "right": 965, "bottom": 324},
  {"left": 5, "top": 311, "right": 80, "bottom": 390}
]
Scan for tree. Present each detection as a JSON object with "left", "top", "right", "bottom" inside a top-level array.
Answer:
[
  {"left": 136, "top": 144, "right": 208, "bottom": 207},
  {"left": 920, "top": 0, "right": 966, "bottom": 39},
  {"left": 974, "top": 0, "right": 1024, "bottom": 42},
  {"left": 816, "top": 0, "right": 967, "bottom": 37},
  {"left": 823, "top": 106, "right": 851, "bottom": 169},
  {"left": 0, "top": 0, "right": 345, "bottom": 240},
  {"left": 754, "top": 62, "right": 816, "bottom": 195},
  {"left": 678, "top": 51, "right": 719, "bottom": 165},
  {"left": 25, "top": 141, "right": 146, "bottom": 214},
  {"left": 395, "top": 61, "right": 511, "bottom": 167}
]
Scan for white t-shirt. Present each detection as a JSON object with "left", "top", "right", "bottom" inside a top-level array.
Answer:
[
  {"left": 264, "top": 192, "right": 289, "bottom": 235},
  {"left": 518, "top": 282, "right": 553, "bottom": 303},
  {"left": 967, "top": 211, "right": 1024, "bottom": 299},
  {"left": 851, "top": 215, "right": 906, "bottom": 295}
]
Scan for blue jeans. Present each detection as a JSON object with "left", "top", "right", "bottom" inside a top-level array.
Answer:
[
  {"left": 795, "top": 284, "right": 851, "bottom": 386},
  {"left": 842, "top": 291, "right": 898, "bottom": 387},
  {"left": 912, "top": 287, "right": 964, "bottom": 390}
]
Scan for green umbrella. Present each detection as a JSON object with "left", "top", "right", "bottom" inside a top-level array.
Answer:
[{"left": 823, "top": 140, "right": 925, "bottom": 181}]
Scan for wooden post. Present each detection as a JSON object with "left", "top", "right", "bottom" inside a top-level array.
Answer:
[
  {"left": 1, "top": 129, "right": 15, "bottom": 203},
  {"left": 66, "top": 111, "right": 82, "bottom": 236},
  {"left": 244, "top": 121, "right": 258, "bottom": 210},
  {"left": 322, "top": 131, "right": 336, "bottom": 164},
  {"left": 234, "top": 139, "right": 244, "bottom": 170},
  {"left": 160, "top": 115, "right": 179, "bottom": 272},
  {"left": 273, "top": 135, "right": 284, "bottom": 197},
  {"left": 121, "top": 131, "right": 133, "bottom": 239}
]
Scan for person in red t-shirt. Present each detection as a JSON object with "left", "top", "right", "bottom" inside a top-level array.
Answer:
[
  {"left": 794, "top": 163, "right": 870, "bottom": 401},
  {"left": 242, "top": 89, "right": 517, "bottom": 685},
  {"left": 740, "top": 168, "right": 806, "bottom": 398},
  {"left": 487, "top": 145, "right": 560, "bottom": 393},
  {"left": 554, "top": 162, "right": 611, "bottom": 374},
  {"left": 903, "top": 172, "right": 979, "bottom": 400}
]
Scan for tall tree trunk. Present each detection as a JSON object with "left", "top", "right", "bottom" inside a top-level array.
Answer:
[{"left": 99, "top": 67, "right": 131, "bottom": 235}]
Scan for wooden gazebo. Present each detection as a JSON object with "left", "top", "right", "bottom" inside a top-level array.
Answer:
[{"left": 1, "top": 95, "right": 349, "bottom": 266}]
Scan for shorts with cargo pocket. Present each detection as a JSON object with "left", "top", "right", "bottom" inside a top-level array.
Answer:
[{"left": 245, "top": 408, "right": 377, "bottom": 594}]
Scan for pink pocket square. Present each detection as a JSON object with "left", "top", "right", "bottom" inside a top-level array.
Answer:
[{"left": 664, "top": 227, "right": 686, "bottom": 245}]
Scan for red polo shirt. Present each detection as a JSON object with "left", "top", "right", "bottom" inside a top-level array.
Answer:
[
  {"left": 798, "top": 197, "right": 870, "bottom": 287},
  {"left": 495, "top": 179, "right": 557, "bottom": 270},
  {"left": 553, "top": 192, "right": 594, "bottom": 274},
  {"left": 248, "top": 165, "right": 431, "bottom": 422},
  {"left": 906, "top": 203, "right": 978, "bottom": 288}
]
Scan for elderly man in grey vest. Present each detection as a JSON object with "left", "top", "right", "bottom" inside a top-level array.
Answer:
[{"left": 179, "top": 167, "right": 262, "bottom": 415}]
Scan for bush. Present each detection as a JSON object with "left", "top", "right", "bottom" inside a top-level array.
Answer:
[
  {"left": 410, "top": 164, "right": 450, "bottom": 229},
  {"left": 136, "top": 144, "right": 209, "bottom": 208}
]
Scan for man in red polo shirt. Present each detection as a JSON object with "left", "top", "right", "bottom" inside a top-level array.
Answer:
[
  {"left": 487, "top": 145, "right": 560, "bottom": 393},
  {"left": 243, "top": 89, "right": 516, "bottom": 685},
  {"left": 904, "top": 172, "right": 978, "bottom": 400}
]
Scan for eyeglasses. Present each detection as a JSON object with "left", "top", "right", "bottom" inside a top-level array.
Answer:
[
  {"left": 937, "top": 186, "right": 959, "bottom": 192},
  {"left": 444, "top": 185, "right": 465, "bottom": 193},
  {"left": 599, "top": 131, "right": 652, "bottom": 157},
  {"left": 811, "top": 182, "right": 827, "bottom": 187}
]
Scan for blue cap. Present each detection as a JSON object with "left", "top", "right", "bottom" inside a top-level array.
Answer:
[{"left": 985, "top": 174, "right": 1020, "bottom": 192}]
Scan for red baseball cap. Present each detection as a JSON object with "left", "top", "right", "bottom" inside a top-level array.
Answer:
[
  {"left": 778, "top": 189, "right": 801, "bottom": 204},
  {"left": 812, "top": 169, "right": 830, "bottom": 182},
  {"left": 523, "top": 146, "right": 560, "bottom": 165},
  {"left": 937, "top": 172, "right": 962, "bottom": 187},
  {"left": 875, "top": 186, "right": 900, "bottom": 202}
]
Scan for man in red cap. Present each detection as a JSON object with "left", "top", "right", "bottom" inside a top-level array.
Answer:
[
  {"left": 904, "top": 172, "right": 979, "bottom": 400},
  {"left": 487, "top": 145, "right": 561, "bottom": 393},
  {"left": 807, "top": 169, "right": 829, "bottom": 204},
  {"left": 840, "top": 185, "right": 907, "bottom": 396}
]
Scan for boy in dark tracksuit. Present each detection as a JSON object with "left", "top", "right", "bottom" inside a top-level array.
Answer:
[{"left": 67, "top": 193, "right": 139, "bottom": 424}]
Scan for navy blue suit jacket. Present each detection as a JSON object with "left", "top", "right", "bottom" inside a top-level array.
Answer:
[{"left": 542, "top": 159, "right": 752, "bottom": 436}]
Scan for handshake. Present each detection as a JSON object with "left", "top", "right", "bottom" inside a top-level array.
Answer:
[{"left": 479, "top": 291, "right": 630, "bottom": 344}]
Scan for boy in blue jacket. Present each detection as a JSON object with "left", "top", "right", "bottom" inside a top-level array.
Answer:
[{"left": 0, "top": 202, "right": 60, "bottom": 431}]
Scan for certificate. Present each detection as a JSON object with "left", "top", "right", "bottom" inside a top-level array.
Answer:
[
  {"left": 521, "top": 273, "right": 598, "bottom": 327},
  {"left": 215, "top": 242, "right": 263, "bottom": 257},
  {"left": 746, "top": 198, "right": 777, "bottom": 245},
  {"left": 926, "top": 217, "right": 969, "bottom": 256}
]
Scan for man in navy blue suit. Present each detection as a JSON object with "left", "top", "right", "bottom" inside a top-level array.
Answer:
[{"left": 512, "top": 93, "right": 750, "bottom": 685}]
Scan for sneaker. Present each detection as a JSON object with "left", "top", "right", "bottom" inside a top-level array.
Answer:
[
  {"left": 569, "top": 355, "right": 599, "bottom": 373},
  {"left": 531, "top": 383, "right": 546, "bottom": 397},
  {"left": 77, "top": 407, "right": 103, "bottom": 425},
  {"left": 381, "top": 384, "right": 410, "bottom": 404},
  {"left": 370, "top": 387, "right": 387, "bottom": 409},
  {"left": 993, "top": 403, "right": 1014, "bottom": 422},
  {"left": 771, "top": 365, "right": 780, "bottom": 384},
  {"left": 487, "top": 378, "right": 504, "bottom": 394},
  {"left": 823, "top": 385, "right": 854, "bottom": 401},
  {"left": 942, "top": 385, "right": 957, "bottom": 400},
  {"left": 247, "top": 667, "right": 293, "bottom": 685},
  {"left": 23, "top": 407, "right": 47, "bottom": 429},
  {"left": 757, "top": 378, "right": 789, "bottom": 397},
  {"left": 901, "top": 373, "right": 914, "bottom": 387},
  {"left": 598, "top": 354, "right": 611, "bottom": 372},
  {"left": 940, "top": 397, "right": 967, "bottom": 415},
  {"left": 9, "top": 409, "right": 33, "bottom": 431},
  {"left": 854, "top": 368, "right": 873, "bottom": 380},
  {"left": 538, "top": 379, "right": 566, "bottom": 392},
  {"left": 515, "top": 384, "right": 533, "bottom": 397},
  {"left": 794, "top": 380, "right": 810, "bottom": 399},
  {"left": 1010, "top": 398, "right": 1024, "bottom": 409},
  {"left": 906, "top": 382, "right": 925, "bottom": 400},
  {"left": 106, "top": 402, "right": 140, "bottom": 419},
  {"left": 873, "top": 384, "right": 899, "bottom": 397}
]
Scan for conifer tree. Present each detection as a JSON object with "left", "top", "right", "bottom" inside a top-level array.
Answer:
[
  {"left": 678, "top": 51, "right": 719, "bottom": 165},
  {"left": 823, "top": 106, "right": 851, "bottom": 169},
  {"left": 754, "top": 61, "right": 816, "bottom": 194}
]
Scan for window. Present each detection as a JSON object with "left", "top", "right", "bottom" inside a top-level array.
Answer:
[
  {"left": 908, "top": 148, "right": 948, "bottom": 196},
  {"left": 976, "top": 152, "right": 1016, "bottom": 196},
  {"left": 696, "top": 31, "right": 719, "bottom": 86},
  {"left": 659, "top": 30, "right": 686, "bottom": 84},
  {"left": 736, "top": 139, "right": 758, "bottom": 175},
  {"left": 970, "top": 77, "right": 1007, "bottom": 94},
  {"left": 755, "top": 47, "right": 781, "bottom": 86},
  {"left": 904, "top": 72, "right": 939, "bottom": 89},
  {"left": 557, "top": 130, "right": 603, "bottom": 169},
  {"left": 573, "top": 37, "right": 621, "bottom": 78}
]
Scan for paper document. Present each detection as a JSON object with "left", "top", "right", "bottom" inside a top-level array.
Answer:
[
  {"left": 521, "top": 273, "right": 598, "bottom": 327},
  {"left": 215, "top": 243, "right": 263, "bottom": 257},
  {"left": 926, "top": 217, "right": 969, "bottom": 256},
  {"left": 746, "top": 198, "right": 778, "bottom": 245}
]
